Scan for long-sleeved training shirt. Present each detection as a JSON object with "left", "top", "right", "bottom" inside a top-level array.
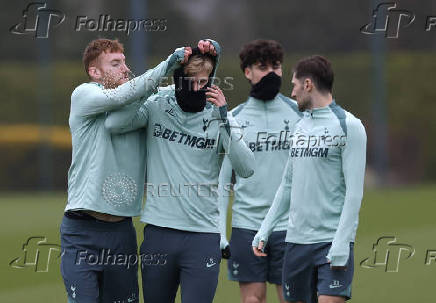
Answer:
[
  {"left": 105, "top": 40, "right": 255, "bottom": 232},
  {"left": 253, "top": 101, "right": 366, "bottom": 266},
  {"left": 65, "top": 49, "right": 184, "bottom": 216},
  {"left": 218, "top": 94, "right": 302, "bottom": 242}
]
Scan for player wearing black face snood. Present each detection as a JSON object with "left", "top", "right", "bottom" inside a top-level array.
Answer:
[
  {"left": 249, "top": 71, "right": 282, "bottom": 101},
  {"left": 104, "top": 39, "right": 255, "bottom": 303},
  {"left": 218, "top": 39, "right": 302, "bottom": 303},
  {"left": 173, "top": 47, "right": 217, "bottom": 112}
]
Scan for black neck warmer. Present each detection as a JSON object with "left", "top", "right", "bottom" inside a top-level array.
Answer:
[
  {"left": 249, "top": 71, "right": 282, "bottom": 101},
  {"left": 173, "top": 47, "right": 217, "bottom": 113}
]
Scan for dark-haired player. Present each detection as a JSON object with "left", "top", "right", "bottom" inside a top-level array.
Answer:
[
  {"left": 218, "top": 39, "right": 301, "bottom": 303},
  {"left": 253, "top": 55, "right": 367, "bottom": 303}
]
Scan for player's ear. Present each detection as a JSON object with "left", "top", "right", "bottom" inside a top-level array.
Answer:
[
  {"left": 304, "top": 78, "right": 312, "bottom": 92},
  {"left": 244, "top": 67, "right": 252, "bottom": 82},
  {"left": 88, "top": 66, "right": 101, "bottom": 81}
]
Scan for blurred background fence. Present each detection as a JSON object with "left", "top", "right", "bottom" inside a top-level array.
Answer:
[{"left": 1, "top": 0, "right": 436, "bottom": 190}]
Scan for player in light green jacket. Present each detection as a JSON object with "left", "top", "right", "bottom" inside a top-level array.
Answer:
[
  {"left": 253, "top": 55, "right": 367, "bottom": 303},
  {"left": 105, "top": 39, "right": 255, "bottom": 303},
  {"left": 61, "top": 38, "right": 189, "bottom": 303},
  {"left": 218, "top": 40, "right": 302, "bottom": 303}
]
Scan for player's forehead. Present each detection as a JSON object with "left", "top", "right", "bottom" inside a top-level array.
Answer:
[
  {"left": 189, "top": 70, "right": 210, "bottom": 79},
  {"left": 99, "top": 51, "right": 125, "bottom": 63},
  {"left": 252, "top": 60, "right": 281, "bottom": 68}
]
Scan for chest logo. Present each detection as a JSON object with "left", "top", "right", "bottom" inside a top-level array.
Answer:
[
  {"left": 283, "top": 119, "right": 290, "bottom": 131},
  {"left": 165, "top": 107, "right": 175, "bottom": 117},
  {"left": 202, "top": 118, "right": 209, "bottom": 132},
  {"left": 241, "top": 120, "right": 250, "bottom": 129}
]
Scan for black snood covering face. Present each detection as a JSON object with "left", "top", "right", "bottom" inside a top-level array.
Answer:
[
  {"left": 249, "top": 71, "right": 282, "bottom": 101},
  {"left": 174, "top": 67, "right": 208, "bottom": 112},
  {"left": 173, "top": 47, "right": 216, "bottom": 113}
]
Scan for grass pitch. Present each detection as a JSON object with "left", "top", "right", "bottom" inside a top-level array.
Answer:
[{"left": 0, "top": 185, "right": 435, "bottom": 302}]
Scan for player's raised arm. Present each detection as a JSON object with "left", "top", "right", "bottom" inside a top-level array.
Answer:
[
  {"left": 103, "top": 48, "right": 192, "bottom": 133},
  {"left": 218, "top": 155, "right": 233, "bottom": 258},
  {"left": 104, "top": 93, "right": 150, "bottom": 134},
  {"left": 252, "top": 154, "right": 293, "bottom": 257},
  {"left": 326, "top": 118, "right": 367, "bottom": 267},
  {"left": 72, "top": 46, "right": 188, "bottom": 118}
]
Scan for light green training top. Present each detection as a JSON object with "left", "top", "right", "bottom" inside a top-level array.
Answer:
[
  {"left": 218, "top": 94, "right": 302, "bottom": 248},
  {"left": 252, "top": 101, "right": 367, "bottom": 266},
  {"left": 65, "top": 48, "right": 185, "bottom": 216},
  {"left": 104, "top": 40, "right": 255, "bottom": 232}
]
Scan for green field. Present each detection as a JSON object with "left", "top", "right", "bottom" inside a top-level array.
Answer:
[{"left": 1, "top": 185, "right": 435, "bottom": 302}]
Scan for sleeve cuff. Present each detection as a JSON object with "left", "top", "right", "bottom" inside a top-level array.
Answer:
[
  {"left": 326, "top": 250, "right": 350, "bottom": 266},
  {"left": 252, "top": 232, "right": 269, "bottom": 248},
  {"left": 212, "top": 104, "right": 228, "bottom": 120}
]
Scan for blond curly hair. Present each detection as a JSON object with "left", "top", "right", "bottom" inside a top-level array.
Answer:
[{"left": 183, "top": 55, "right": 214, "bottom": 77}]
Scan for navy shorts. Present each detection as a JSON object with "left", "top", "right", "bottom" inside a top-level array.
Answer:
[
  {"left": 282, "top": 242, "right": 354, "bottom": 302},
  {"left": 60, "top": 213, "right": 139, "bottom": 303},
  {"left": 140, "top": 224, "right": 221, "bottom": 303},
  {"left": 227, "top": 227, "right": 286, "bottom": 285}
]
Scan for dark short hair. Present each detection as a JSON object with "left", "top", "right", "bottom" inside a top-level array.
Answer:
[
  {"left": 239, "top": 39, "right": 284, "bottom": 72},
  {"left": 293, "top": 55, "right": 334, "bottom": 93},
  {"left": 82, "top": 39, "right": 124, "bottom": 77}
]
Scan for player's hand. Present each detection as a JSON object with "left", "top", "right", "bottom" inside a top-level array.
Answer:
[
  {"left": 330, "top": 265, "right": 347, "bottom": 271},
  {"left": 327, "top": 260, "right": 347, "bottom": 271},
  {"left": 181, "top": 47, "right": 192, "bottom": 64},
  {"left": 206, "top": 85, "right": 226, "bottom": 107},
  {"left": 198, "top": 40, "right": 217, "bottom": 56},
  {"left": 252, "top": 241, "right": 267, "bottom": 257},
  {"left": 221, "top": 245, "right": 231, "bottom": 259}
]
